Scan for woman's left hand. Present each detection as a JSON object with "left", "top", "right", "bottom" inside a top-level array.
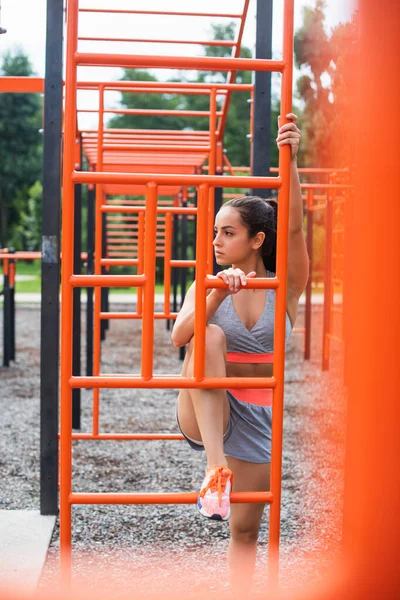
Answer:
[{"left": 277, "top": 113, "right": 301, "bottom": 161}]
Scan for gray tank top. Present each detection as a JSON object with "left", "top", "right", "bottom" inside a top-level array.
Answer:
[{"left": 208, "top": 271, "right": 292, "bottom": 354}]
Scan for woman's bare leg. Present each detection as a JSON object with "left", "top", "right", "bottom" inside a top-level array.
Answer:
[
  {"left": 226, "top": 456, "right": 271, "bottom": 597},
  {"left": 177, "top": 325, "right": 230, "bottom": 467}
]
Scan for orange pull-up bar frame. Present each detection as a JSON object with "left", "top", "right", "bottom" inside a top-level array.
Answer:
[{"left": 60, "top": 0, "right": 295, "bottom": 588}]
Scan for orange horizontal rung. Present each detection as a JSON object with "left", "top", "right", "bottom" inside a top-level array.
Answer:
[
  {"left": 0, "top": 251, "right": 88, "bottom": 261},
  {"left": 106, "top": 239, "right": 139, "bottom": 244},
  {"left": 205, "top": 275, "right": 279, "bottom": 290},
  {"left": 299, "top": 183, "right": 353, "bottom": 190},
  {"left": 0, "top": 76, "right": 44, "bottom": 93},
  {"left": 100, "top": 259, "right": 139, "bottom": 266},
  {"left": 69, "top": 275, "right": 146, "bottom": 288},
  {"left": 69, "top": 375, "right": 277, "bottom": 389},
  {"left": 80, "top": 108, "right": 221, "bottom": 118},
  {"left": 83, "top": 86, "right": 226, "bottom": 97},
  {"left": 73, "top": 171, "right": 282, "bottom": 189},
  {"left": 70, "top": 491, "right": 273, "bottom": 505},
  {"left": 74, "top": 53, "right": 285, "bottom": 73},
  {"left": 100, "top": 312, "right": 178, "bottom": 320},
  {"left": 103, "top": 144, "right": 211, "bottom": 153},
  {"left": 327, "top": 334, "right": 344, "bottom": 344},
  {"left": 108, "top": 253, "right": 140, "bottom": 257},
  {"left": 82, "top": 126, "right": 210, "bottom": 133},
  {"left": 308, "top": 203, "right": 327, "bottom": 212},
  {"left": 103, "top": 205, "right": 197, "bottom": 214},
  {"left": 107, "top": 225, "right": 167, "bottom": 232},
  {"left": 79, "top": 37, "right": 236, "bottom": 48},
  {"left": 170, "top": 260, "right": 196, "bottom": 267},
  {"left": 78, "top": 9, "right": 243, "bottom": 18},
  {"left": 70, "top": 433, "right": 183, "bottom": 441},
  {"left": 331, "top": 306, "right": 343, "bottom": 314},
  {"left": 0, "top": 251, "right": 41, "bottom": 261}
]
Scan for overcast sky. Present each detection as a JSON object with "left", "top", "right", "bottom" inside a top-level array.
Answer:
[{"left": 0, "top": 0, "right": 354, "bottom": 128}]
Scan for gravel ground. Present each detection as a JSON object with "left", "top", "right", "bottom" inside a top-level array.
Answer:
[{"left": 0, "top": 304, "right": 346, "bottom": 597}]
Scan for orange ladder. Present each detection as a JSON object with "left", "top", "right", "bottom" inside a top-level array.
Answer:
[{"left": 59, "top": 0, "right": 295, "bottom": 587}]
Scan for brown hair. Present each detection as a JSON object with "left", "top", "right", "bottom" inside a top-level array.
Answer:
[{"left": 224, "top": 196, "right": 277, "bottom": 271}]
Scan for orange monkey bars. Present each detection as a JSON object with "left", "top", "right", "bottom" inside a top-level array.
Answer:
[{"left": 59, "top": 0, "right": 295, "bottom": 587}]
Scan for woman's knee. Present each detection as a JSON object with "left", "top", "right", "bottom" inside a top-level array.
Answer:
[
  {"left": 230, "top": 523, "right": 260, "bottom": 545},
  {"left": 187, "top": 324, "right": 226, "bottom": 355},
  {"left": 205, "top": 325, "right": 226, "bottom": 356}
]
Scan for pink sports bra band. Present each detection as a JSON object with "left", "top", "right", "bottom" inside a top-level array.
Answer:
[{"left": 226, "top": 351, "right": 274, "bottom": 364}]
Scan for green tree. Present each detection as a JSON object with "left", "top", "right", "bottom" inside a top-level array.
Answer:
[
  {"left": 294, "top": 1, "right": 358, "bottom": 168},
  {"left": 0, "top": 50, "right": 43, "bottom": 248},
  {"left": 13, "top": 180, "right": 42, "bottom": 251},
  {"left": 108, "top": 23, "right": 289, "bottom": 168},
  {"left": 108, "top": 70, "right": 187, "bottom": 131}
]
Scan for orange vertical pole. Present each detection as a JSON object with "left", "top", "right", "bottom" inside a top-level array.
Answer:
[
  {"left": 164, "top": 211, "right": 172, "bottom": 316},
  {"left": 59, "top": 0, "right": 78, "bottom": 580},
  {"left": 207, "top": 88, "right": 217, "bottom": 273},
  {"left": 304, "top": 188, "right": 314, "bottom": 360},
  {"left": 92, "top": 84, "right": 105, "bottom": 436},
  {"left": 141, "top": 183, "right": 158, "bottom": 381},
  {"left": 137, "top": 211, "right": 145, "bottom": 316},
  {"left": 249, "top": 87, "right": 254, "bottom": 173},
  {"left": 193, "top": 184, "right": 209, "bottom": 381},
  {"left": 268, "top": 0, "right": 294, "bottom": 587},
  {"left": 322, "top": 178, "right": 334, "bottom": 371}
]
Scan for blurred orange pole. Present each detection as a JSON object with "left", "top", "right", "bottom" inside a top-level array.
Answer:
[{"left": 339, "top": 1, "right": 400, "bottom": 596}]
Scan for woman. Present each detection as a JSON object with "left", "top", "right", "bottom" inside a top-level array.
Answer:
[{"left": 171, "top": 113, "right": 308, "bottom": 591}]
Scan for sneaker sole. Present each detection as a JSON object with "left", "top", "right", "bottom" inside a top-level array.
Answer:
[{"left": 197, "top": 498, "right": 230, "bottom": 522}]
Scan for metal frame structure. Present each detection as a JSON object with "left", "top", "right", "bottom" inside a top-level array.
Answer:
[
  {"left": 0, "top": 0, "right": 352, "bottom": 584},
  {"left": 59, "top": 0, "right": 294, "bottom": 586}
]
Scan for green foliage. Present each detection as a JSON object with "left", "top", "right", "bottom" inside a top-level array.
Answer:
[
  {"left": 12, "top": 180, "right": 42, "bottom": 251},
  {"left": 0, "top": 49, "right": 43, "bottom": 249},
  {"left": 108, "top": 70, "right": 187, "bottom": 131},
  {"left": 294, "top": 2, "right": 359, "bottom": 167},
  {"left": 108, "top": 23, "right": 290, "bottom": 168}
]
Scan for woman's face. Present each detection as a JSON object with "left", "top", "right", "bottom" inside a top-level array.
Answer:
[{"left": 213, "top": 206, "right": 260, "bottom": 266}]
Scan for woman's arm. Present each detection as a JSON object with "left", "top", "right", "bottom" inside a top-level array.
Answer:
[
  {"left": 276, "top": 113, "right": 309, "bottom": 298},
  {"left": 171, "top": 282, "right": 227, "bottom": 348},
  {"left": 171, "top": 268, "right": 254, "bottom": 348}
]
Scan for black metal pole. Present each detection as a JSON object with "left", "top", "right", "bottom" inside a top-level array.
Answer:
[
  {"left": 86, "top": 186, "right": 95, "bottom": 378},
  {"left": 72, "top": 173, "right": 82, "bottom": 430},
  {"left": 9, "top": 249, "right": 15, "bottom": 361},
  {"left": 251, "top": 0, "right": 273, "bottom": 199},
  {"left": 304, "top": 204, "right": 313, "bottom": 360},
  {"left": 3, "top": 261, "right": 10, "bottom": 367},
  {"left": 40, "top": 0, "right": 63, "bottom": 516}
]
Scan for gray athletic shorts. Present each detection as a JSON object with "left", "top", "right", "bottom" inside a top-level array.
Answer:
[{"left": 176, "top": 390, "right": 272, "bottom": 464}]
